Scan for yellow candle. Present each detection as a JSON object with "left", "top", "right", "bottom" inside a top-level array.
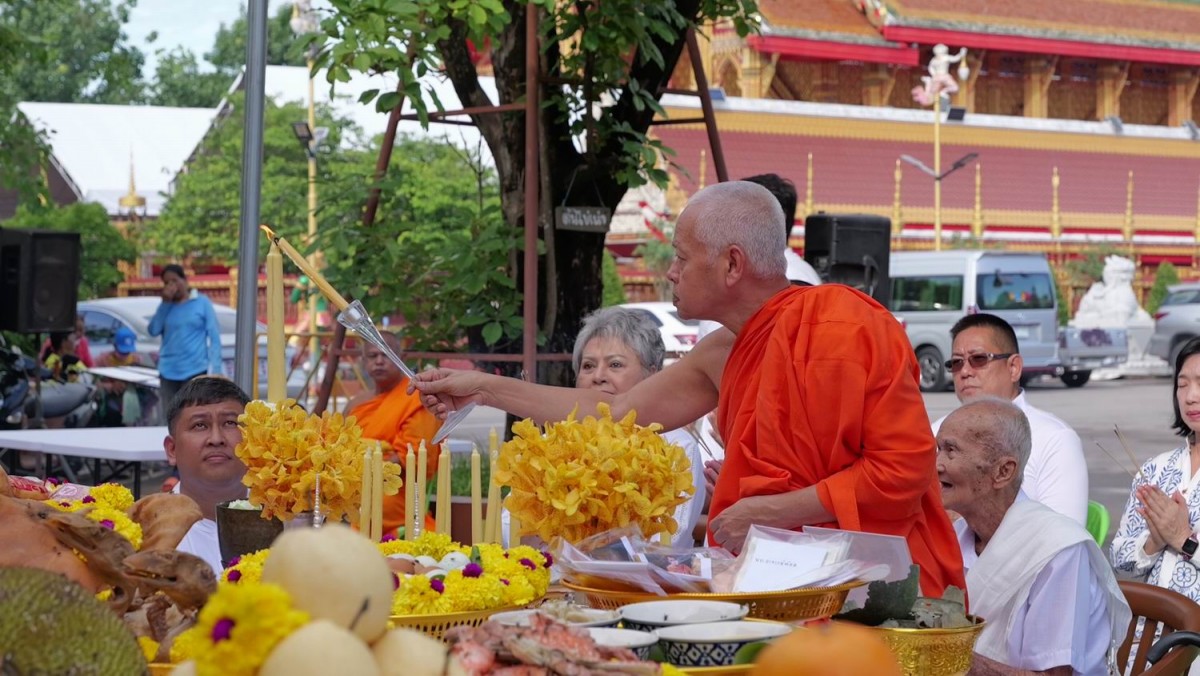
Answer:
[
  {"left": 265, "top": 244, "right": 287, "bottom": 402},
  {"left": 372, "top": 443, "right": 384, "bottom": 542},
  {"left": 483, "top": 449, "right": 499, "bottom": 544},
  {"left": 404, "top": 444, "right": 416, "bottom": 541},
  {"left": 436, "top": 444, "right": 451, "bottom": 537},
  {"left": 360, "top": 446, "right": 373, "bottom": 536},
  {"left": 416, "top": 440, "right": 428, "bottom": 535},
  {"left": 470, "top": 445, "right": 482, "bottom": 544},
  {"left": 259, "top": 225, "right": 350, "bottom": 312},
  {"left": 509, "top": 503, "right": 521, "bottom": 547}
]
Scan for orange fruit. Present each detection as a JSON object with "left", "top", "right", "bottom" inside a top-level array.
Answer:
[{"left": 750, "top": 621, "right": 903, "bottom": 676}]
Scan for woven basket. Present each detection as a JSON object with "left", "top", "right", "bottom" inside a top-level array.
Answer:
[
  {"left": 148, "top": 664, "right": 172, "bottom": 676},
  {"left": 561, "top": 580, "right": 863, "bottom": 623},
  {"left": 872, "top": 616, "right": 986, "bottom": 676},
  {"left": 391, "top": 603, "right": 530, "bottom": 640}
]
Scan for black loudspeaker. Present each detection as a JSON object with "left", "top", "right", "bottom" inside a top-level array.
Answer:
[
  {"left": 803, "top": 213, "right": 892, "bottom": 307},
  {"left": 0, "top": 229, "right": 81, "bottom": 333}
]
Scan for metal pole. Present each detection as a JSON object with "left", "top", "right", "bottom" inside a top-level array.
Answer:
[
  {"left": 521, "top": 4, "right": 540, "bottom": 382},
  {"left": 234, "top": 0, "right": 269, "bottom": 394},
  {"left": 933, "top": 93, "right": 942, "bottom": 251},
  {"left": 306, "top": 53, "right": 320, "bottom": 389},
  {"left": 687, "top": 29, "right": 728, "bottom": 183}
]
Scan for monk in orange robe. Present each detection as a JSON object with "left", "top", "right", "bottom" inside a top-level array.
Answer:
[
  {"left": 348, "top": 331, "right": 440, "bottom": 537},
  {"left": 413, "top": 181, "right": 964, "bottom": 596}
]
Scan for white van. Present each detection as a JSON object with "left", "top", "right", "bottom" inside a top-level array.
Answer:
[{"left": 889, "top": 251, "right": 1064, "bottom": 391}]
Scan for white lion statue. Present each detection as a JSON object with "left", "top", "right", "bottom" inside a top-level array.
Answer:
[{"left": 1072, "top": 255, "right": 1152, "bottom": 328}]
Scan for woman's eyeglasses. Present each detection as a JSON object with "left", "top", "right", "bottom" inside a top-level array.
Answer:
[{"left": 944, "top": 352, "right": 1015, "bottom": 373}]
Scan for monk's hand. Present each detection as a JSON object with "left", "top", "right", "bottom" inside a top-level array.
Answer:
[
  {"left": 409, "top": 368, "right": 487, "bottom": 420},
  {"left": 703, "top": 459, "right": 723, "bottom": 499},
  {"left": 710, "top": 494, "right": 785, "bottom": 555},
  {"left": 1139, "top": 485, "right": 1192, "bottom": 552}
]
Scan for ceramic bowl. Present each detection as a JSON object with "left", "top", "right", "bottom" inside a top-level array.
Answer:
[
  {"left": 587, "top": 627, "right": 660, "bottom": 660},
  {"left": 618, "top": 600, "right": 748, "bottom": 633},
  {"left": 654, "top": 620, "right": 793, "bottom": 667},
  {"left": 490, "top": 607, "right": 620, "bottom": 628}
]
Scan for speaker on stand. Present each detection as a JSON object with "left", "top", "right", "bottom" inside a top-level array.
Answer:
[
  {"left": 803, "top": 213, "right": 892, "bottom": 307},
  {"left": 0, "top": 228, "right": 81, "bottom": 334}
]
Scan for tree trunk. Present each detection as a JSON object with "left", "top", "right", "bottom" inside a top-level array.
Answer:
[{"left": 438, "top": 1, "right": 701, "bottom": 386}]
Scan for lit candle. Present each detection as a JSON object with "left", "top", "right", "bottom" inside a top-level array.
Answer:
[
  {"left": 360, "top": 446, "right": 373, "bottom": 536},
  {"left": 372, "top": 443, "right": 384, "bottom": 542},
  {"left": 259, "top": 225, "right": 350, "bottom": 312},
  {"left": 266, "top": 243, "right": 286, "bottom": 402},
  {"left": 416, "top": 440, "right": 428, "bottom": 534},
  {"left": 404, "top": 444, "right": 416, "bottom": 541},
  {"left": 470, "top": 445, "right": 482, "bottom": 544},
  {"left": 436, "top": 444, "right": 451, "bottom": 537}
]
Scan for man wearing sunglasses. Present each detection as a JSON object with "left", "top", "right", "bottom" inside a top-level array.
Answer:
[{"left": 932, "top": 314, "right": 1088, "bottom": 530}]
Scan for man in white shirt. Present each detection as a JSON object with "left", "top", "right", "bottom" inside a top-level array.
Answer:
[
  {"left": 164, "top": 376, "right": 250, "bottom": 575},
  {"left": 937, "top": 397, "right": 1128, "bottom": 675},
  {"left": 932, "top": 313, "right": 1088, "bottom": 525}
]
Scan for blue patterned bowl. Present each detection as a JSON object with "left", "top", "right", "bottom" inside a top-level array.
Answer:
[
  {"left": 587, "top": 628, "right": 659, "bottom": 660},
  {"left": 618, "top": 600, "right": 748, "bottom": 633},
  {"left": 654, "top": 620, "right": 793, "bottom": 668}
]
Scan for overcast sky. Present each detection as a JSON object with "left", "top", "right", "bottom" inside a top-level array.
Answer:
[{"left": 124, "top": 0, "right": 246, "bottom": 74}]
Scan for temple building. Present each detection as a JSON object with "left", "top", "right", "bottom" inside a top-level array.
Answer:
[{"left": 613, "top": 0, "right": 1200, "bottom": 302}]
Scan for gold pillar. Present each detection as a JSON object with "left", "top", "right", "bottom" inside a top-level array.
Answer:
[
  {"left": 1023, "top": 56, "right": 1057, "bottom": 119},
  {"left": 972, "top": 163, "right": 984, "bottom": 239},
  {"left": 1050, "top": 167, "right": 1062, "bottom": 240},
  {"left": 1124, "top": 170, "right": 1135, "bottom": 245},
  {"left": 803, "top": 152, "right": 814, "bottom": 221},
  {"left": 863, "top": 64, "right": 896, "bottom": 107},
  {"left": 892, "top": 159, "right": 903, "bottom": 236},
  {"left": 740, "top": 48, "right": 776, "bottom": 99},
  {"left": 957, "top": 51, "right": 984, "bottom": 112},
  {"left": 1097, "top": 62, "right": 1130, "bottom": 121},
  {"left": 1194, "top": 177, "right": 1200, "bottom": 268},
  {"left": 1168, "top": 69, "right": 1200, "bottom": 127},
  {"left": 934, "top": 92, "right": 943, "bottom": 250}
]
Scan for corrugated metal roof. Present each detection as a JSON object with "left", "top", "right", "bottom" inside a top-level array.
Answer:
[{"left": 16, "top": 102, "right": 217, "bottom": 217}]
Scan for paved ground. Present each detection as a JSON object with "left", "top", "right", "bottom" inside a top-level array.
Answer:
[{"left": 924, "top": 375, "right": 1179, "bottom": 538}]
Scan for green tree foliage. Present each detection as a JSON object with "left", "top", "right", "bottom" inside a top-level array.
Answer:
[
  {"left": 205, "top": 3, "right": 309, "bottom": 73},
  {"left": 316, "top": 0, "right": 759, "bottom": 381},
  {"left": 4, "top": 202, "right": 137, "bottom": 299},
  {"left": 317, "top": 138, "right": 522, "bottom": 352},
  {"left": 1147, "top": 262, "right": 1180, "bottom": 315},
  {"left": 153, "top": 94, "right": 353, "bottom": 262},
  {"left": 634, "top": 221, "right": 674, "bottom": 301},
  {"left": 146, "top": 47, "right": 231, "bottom": 108},
  {"left": 601, "top": 249, "right": 627, "bottom": 307}
]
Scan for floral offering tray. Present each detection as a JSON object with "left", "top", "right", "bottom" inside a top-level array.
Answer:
[
  {"left": 390, "top": 602, "right": 534, "bottom": 640},
  {"left": 562, "top": 580, "right": 864, "bottom": 623}
]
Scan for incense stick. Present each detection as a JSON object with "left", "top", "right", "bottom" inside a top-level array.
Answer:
[
  {"left": 683, "top": 421, "right": 717, "bottom": 462},
  {"left": 1113, "top": 426, "right": 1145, "bottom": 482},
  {"left": 1094, "top": 441, "right": 1138, "bottom": 482}
]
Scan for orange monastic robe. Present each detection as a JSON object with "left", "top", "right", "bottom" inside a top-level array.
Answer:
[
  {"left": 350, "top": 380, "right": 440, "bottom": 537},
  {"left": 711, "top": 285, "right": 965, "bottom": 596}
]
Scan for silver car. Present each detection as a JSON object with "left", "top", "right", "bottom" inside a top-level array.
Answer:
[
  {"left": 1148, "top": 283, "right": 1200, "bottom": 368},
  {"left": 77, "top": 296, "right": 305, "bottom": 399}
]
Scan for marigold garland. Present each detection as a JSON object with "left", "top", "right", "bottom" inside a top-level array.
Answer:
[
  {"left": 47, "top": 487, "right": 143, "bottom": 550},
  {"left": 88, "top": 483, "right": 134, "bottom": 511},
  {"left": 170, "top": 581, "right": 308, "bottom": 676},
  {"left": 235, "top": 399, "right": 402, "bottom": 522},
  {"left": 496, "top": 404, "right": 694, "bottom": 543},
  {"left": 221, "top": 549, "right": 270, "bottom": 584}
]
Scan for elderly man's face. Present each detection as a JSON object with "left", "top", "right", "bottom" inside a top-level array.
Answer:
[
  {"left": 363, "top": 340, "right": 404, "bottom": 391},
  {"left": 936, "top": 412, "right": 1006, "bottom": 514},
  {"left": 666, "top": 210, "right": 721, "bottom": 321}
]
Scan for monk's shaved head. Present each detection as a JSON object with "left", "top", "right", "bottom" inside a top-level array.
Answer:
[
  {"left": 362, "top": 331, "right": 407, "bottom": 391},
  {"left": 680, "top": 181, "right": 787, "bottom": 280}
]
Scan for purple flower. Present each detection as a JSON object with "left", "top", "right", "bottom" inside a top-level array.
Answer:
[
  {"left": 519, "top": 558, "right": 536, "bottom": 571},
  {"left": 100, "top": 520, "right": 115, "bottom": 530},
  {"left": 381, "top": 532, "right": 397, "bottom": 543},
  {"left": 392, "top": 573, "right": 400, "bottom": 590},
  {"left": 211, "top": 618, "right": 235, "bottom": 643},
  {"left": 463, "top": 563, "right": 484, "bottom": 578},
  {"left": 46, "top": 477, "right": 62, "bottom": 486},
  {"left": 226, "top": 556, "right": 242, "bottom": 567},
  {"left": 430, "top": 578, "right": 445, "bottom": 594},
  {"left": 227, "top": 570, "right": 242, "bottom": 583},
  {"left": 59, "top": 501, "right": 71, "bottom": 508},
  {"left": 500, "top": 578, "right": 510, "bottom": 586},
  {"left": 81, "top": 495, "right": 96, "bottom": 504},
  {"left": 541, "top": 551, "right": 554, "bottom": 567}
]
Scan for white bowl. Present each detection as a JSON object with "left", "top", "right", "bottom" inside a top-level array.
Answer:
[
  {"left": 654, "top": 620, "right": 793, "bottom": 667},
  {"left": 618, "top": 600, "right": 748, "bottom": 632},
  {"left": 490, "top": 608, "right": 620, "bottom": 628},
  {"left": 587, "top": 627, "right": 659, "bottom": 659}
]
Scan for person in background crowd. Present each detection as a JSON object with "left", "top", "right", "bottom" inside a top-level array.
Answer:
[{"left": 149, "top": 264, "right": 222, "bottom": 411}]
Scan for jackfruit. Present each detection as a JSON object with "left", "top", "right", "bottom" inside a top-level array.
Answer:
[{"left": 0, "top": 566, "right": 147, "bottom": 675}]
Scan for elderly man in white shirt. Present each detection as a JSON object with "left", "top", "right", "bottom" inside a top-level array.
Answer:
[
  {"left": 932, "top": 313, "right": 1088, "bottom": 525},
  {"left": 937, "top": 397, "right": 1128, "bottom": 676}
]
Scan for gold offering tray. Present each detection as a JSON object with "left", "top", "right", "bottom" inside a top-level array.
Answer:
[
  {"left": 873, "top": 616, "right": 986, "bottom": 676},
  {"left": 561, "top": 580, "right": 864, "bottom": 623},
  {"left": 391, "top": 602, "right": 534, "bottom": 640}
]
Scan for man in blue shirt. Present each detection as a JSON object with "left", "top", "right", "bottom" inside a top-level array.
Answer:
[{"left": 149, "top": 264, "right": 222, "bottom": 410}]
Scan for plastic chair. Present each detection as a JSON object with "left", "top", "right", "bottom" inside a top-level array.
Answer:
[
  {"left": 1118, "top": 580, "right": 1200, "bottom": 675},
  {"left": 1087, "top": 500, "right": 1110, "bottom": 545}
]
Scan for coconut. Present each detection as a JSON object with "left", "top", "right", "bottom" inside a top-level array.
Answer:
[
  {"left": 371, "top": 628, "right": 467, "bottom": 676},
  {"left": 438, "top": 552, "right": 470, "bottom": 571},
  {"left": 261, "top": 524, "right": 393, "bottom": 642},
  {"left": 260, "top": 620, "right": 380, "bottom": 676},
  {"left": 169, "top": 661, "right": 198, "bottom": 675}
]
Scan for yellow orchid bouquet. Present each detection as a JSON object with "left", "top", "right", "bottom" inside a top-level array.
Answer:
[
  {"left": 235, "top": 399, "right": 402, "bottom": 523},
  {"left": 496, "top": 404, "right": 694, "bottom": 543}
]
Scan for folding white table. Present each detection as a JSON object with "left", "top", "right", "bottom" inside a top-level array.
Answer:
[{"left": 0, "top": 426, "right": 167, "bottom": 498}]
